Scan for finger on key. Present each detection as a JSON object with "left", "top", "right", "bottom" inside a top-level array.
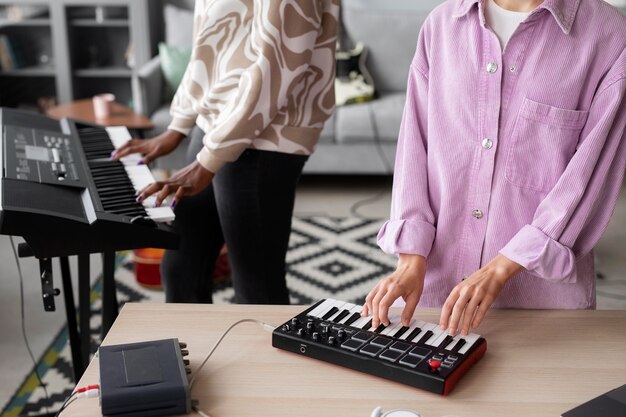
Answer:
[
  {"left": 363, "top": 283, "right": 379, "bottom": 317},
  {"left": 154, "top": 184, "right": 172, "bottom": 207},
  {"left": 112, "top": 139, "right": 142, "bottom": 159},
  {"left": 448, "top": 290, "right": 471, "bottom": 336},
  {"left": 371, "top": 287, "right": 386, "bottom": 329},
  {"left": 440, "top": 287, "right": 460, "bottom": 331},
  {"left": 136, "top": 181, "right": 162, "bottom": 203},
  {"left": 401, "top": 293, "right": 419, "bottom": 327},
  {"left": 471, "top": 296, "right": 494, "bottom": 330},
  {"left": 460, "top": 297, "right": 481, "bottom": 336},
  {"left": 378, "top": 290, "right": 398, "bottom": 327}
]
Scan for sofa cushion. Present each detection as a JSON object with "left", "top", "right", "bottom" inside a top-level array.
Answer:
[
  {"left": 158, "top": 42, "right": 192, "bottom": 100},
  {"left": 342, "top": 0, "right": 444, "bottom": 93},
  {"left": 336, "top": 93, "right": 406, "bottom": 144}
]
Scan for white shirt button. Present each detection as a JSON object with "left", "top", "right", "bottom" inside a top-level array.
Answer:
[
  {"left": 486, "top": 62, "right": 498, "bottom": 73},
  {"left": 472, "top": 209, "right": 483, "bottom": 219},
  {"left": 482, "top": 138, "right": 493, "bottom": 149}
]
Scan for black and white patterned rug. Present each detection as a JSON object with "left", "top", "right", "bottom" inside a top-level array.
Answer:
[{"left": 2, "top": 216, "right": 394, "bottom": 417}]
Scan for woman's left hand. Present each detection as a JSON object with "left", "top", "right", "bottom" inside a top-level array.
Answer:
[
  {"left": 136, "top": 160, "right": 214, "bottom": 208},
  {"left": 440, "top": 254, "right": 524, "bottom": 336}
]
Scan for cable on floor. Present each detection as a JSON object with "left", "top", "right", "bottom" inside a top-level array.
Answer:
[{"left": 10, "top": 235, "right": 51, "bottom": 416}]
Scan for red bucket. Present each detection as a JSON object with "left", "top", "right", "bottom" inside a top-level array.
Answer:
[{"left": 133, "top": 248, "right": 164, "bottom": 288}]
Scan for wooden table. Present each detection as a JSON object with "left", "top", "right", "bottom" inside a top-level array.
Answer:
[
  {"left": 68, "top": 304, "right": 626, "bottom": 417},
  {"left": 47, "top": 98, "right": 153, "bottom": 130}
]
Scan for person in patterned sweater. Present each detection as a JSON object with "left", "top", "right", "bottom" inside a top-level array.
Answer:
[{"left": 114, "top": 0, "right": 339, "bottom": 304}]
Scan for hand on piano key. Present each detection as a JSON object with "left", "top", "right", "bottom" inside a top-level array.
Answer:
[
  {"left": 439, "top": 254, "right": 523, "bottom": 336},
  {"left": 109, "top": 128, "right": 214, "bottom": 209},
  {"left": 135, "top": 160, "right": 214, "bottom": 208},
  {"left": 307, "top": 299, "right": 481, "bottom": 354},
  {"left": 111, "top": 129, "right": 185, "bottom": 165},
  {"left": 362, "top": 254, "right": 426, "bottom": 330}
]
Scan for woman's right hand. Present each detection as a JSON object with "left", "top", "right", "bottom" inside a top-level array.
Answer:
[
  {"left": 111, "top": 129, "right": 186, "bottom": 164},
  {"left": 362, "top": 254, "right": 426, "bottom": 329}
]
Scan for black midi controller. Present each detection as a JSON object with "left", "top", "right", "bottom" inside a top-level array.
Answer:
[{"left": 272, "top": 298, "right": 487, "bottom": 395}]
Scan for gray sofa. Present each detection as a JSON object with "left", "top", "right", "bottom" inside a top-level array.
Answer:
[{"left": 135, "top": 0, "right": 443, "bottom": 174}]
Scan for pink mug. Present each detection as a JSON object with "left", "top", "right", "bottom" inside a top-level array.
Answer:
[{"left": 93, "top": 94, "right": 115, "bottom": 119}]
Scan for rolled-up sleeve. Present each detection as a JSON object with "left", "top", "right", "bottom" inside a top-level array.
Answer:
[{"left": 501, "top": 64, "right": 626, "bottom": 282}]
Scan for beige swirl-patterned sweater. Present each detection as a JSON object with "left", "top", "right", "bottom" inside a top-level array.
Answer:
[{"left": 168, "top": 0, "right": 339, "bottom": 173}]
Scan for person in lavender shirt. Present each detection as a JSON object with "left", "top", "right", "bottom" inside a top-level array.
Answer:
[{"left": 363, "top": 0, "right": 626, "bottom": 337}]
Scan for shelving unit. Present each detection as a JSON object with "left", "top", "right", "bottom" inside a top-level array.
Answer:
[{"left": 0, "top": 0, "right": 154, "bottom": 112}]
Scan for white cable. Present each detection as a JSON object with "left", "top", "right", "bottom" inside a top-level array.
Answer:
[
  {"left": 10, "top": 236, "right": 51, "bottom": 415},
  {"left": 189, "top": 319, "right": 276, "bottom": 417},
  {"left": 189, "top": 318, "right": 276, "bottom": 388},
  {"left": 193, "top": 405, "right": 212, "bottom": 417}
]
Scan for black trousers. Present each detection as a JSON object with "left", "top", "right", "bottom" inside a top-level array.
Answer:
[{"left": 160, "top": 128, "right": 308, "bottom": 304}]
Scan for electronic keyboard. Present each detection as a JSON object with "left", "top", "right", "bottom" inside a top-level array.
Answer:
[
  {"left": 0, "top": 108, "right": 178, "bottom": 258},
  {"left": 272, "top": 298, "right": 487, "bottom": 395}
]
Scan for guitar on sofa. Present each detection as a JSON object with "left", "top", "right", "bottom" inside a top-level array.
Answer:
[{"left": 335, "top": 2, "right": 376, "bottom": 106}]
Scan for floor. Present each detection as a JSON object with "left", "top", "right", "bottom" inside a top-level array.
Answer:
[{"left": 1, "top": 175, "right": 625, "bottom": 411}]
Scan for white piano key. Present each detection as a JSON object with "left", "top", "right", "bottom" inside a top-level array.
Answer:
[
  {"left": 410, "top": 322, "right": 437, "bottom": 343},
  {"left": 337, "top": 304, "right": 363, "bottom": 324},
  {"left": 380, "top": 317, "right": 403, "bottom": 336},
  {"left": 145, "top": 207, "right": 175, "bottom": 222},
  {"left": 327, "top": 306, "right": 347, "bottom": 322},
  {"left": 444, "top": 334, "right": 465, "bottom": 351},
  {"left": 424, "top": 325, "right": 446, "bottom": 346},
  {"left": 308, "top": 299, "right": 335, "bottom": 318},
  {"left": 317, "top": 300, "right": 347, "bottom": 320},
  {"left": 399, "top": 320, "right": 426, "bottom": 340},
  {"left": 430, "top": 330, "right": 453, "bottom": 348},
  {"left": 336, "top": 302, "right": 356, "bottom": 315},
  {"left": 313, "top": 302, "right": 337, "bottom": 320},
  {"left": 106, "top": 135, "right": 175, "bottom": 223},
  {"left": 106, "top": 126, "right": 131, "bottom": 146},
  {"left": 457, "top": 333, "right": 481, "bottom": 355},
  {"left": 335, "top": 303, "right": 358, "bottom": 324},
  {"left": 350, "top": 314, "right": 372, "bottom": 330}
]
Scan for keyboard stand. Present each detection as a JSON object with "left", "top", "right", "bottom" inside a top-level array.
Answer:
[{"left": 18, "top": 243, "right": 119, "bottom": 381}]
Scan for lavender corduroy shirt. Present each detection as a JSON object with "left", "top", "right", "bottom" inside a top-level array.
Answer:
[{"left": 377, "top": 0, "right": 626, "bottom": 309}]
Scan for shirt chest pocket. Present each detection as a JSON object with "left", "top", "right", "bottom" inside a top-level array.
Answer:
[{"left": 504, "top": 97, "right": 589, "bottom": 193}]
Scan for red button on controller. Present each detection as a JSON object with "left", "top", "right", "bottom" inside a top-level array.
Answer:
[{"left": 428, "top": 359, "right": 441, "bottom": 372}]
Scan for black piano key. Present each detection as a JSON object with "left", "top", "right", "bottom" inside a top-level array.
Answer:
[
  {"left": 90, "top": 164, "right": 126, "bottom": 171},
  {"left": 101, "top": 201, "right": 141, "bottom": 210},
  {"left": 332, "top": 309, "right": 350, "bottom": 323},
  {"left": 94, "top": 175, "right": 133, "bottom": 183},
  {"left": 404, "top": 327, "right": 422, "bottom": 342},
  {"left": 393, "top": 326, "right": 410, "bottom": 339},
  {"left": 82, "top": 143, "right": 114, "bottom": 150},
  {"left": 438, "top": 335, "right": 455, "bottom": 349},
  {"left": 111, "top": 208, "right": 147, "bottom": 216},
  {"left": 344, "top": 312, "right": 361, "bottom": 327},
  {"left": 99, "top": 190, "right": 137, "bottom": 199},
  {"left": 97, "top": 186, "right": 136, "bottom": 195},
  {"left": 103, "top": 201, "right": 143, "bottom": 210},
  {"left": 417, "top": 330, "right": 434, "bottom": 344},
  {"left": 361, "top": 319, "right": 373, "bottom": 331},
  {"left": 451, "top": 339, "right": 466, "bottom": 352},
  {"left": 373, "top": 324, "right": 387, "bottom": 333},
  {"left": 94, "top": 179, "right": 131, "bottom": 187},
  {"left": 321, "top": 307, "right": 339, "bottom": 320},
  {"left": 99, "top": 194, "right": 138, "bottom": 202},
  {"left": 85, "top": 151, "right": 112, "bottom": 156}
]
